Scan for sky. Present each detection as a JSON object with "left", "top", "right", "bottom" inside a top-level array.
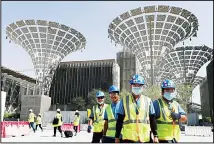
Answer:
[{"left": 2, "top": 1, "right": 213, "bottom": 104}]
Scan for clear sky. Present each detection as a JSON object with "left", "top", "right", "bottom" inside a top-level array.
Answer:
[{"left": 2, "top": 1, "right": 213, "bottom": 104}]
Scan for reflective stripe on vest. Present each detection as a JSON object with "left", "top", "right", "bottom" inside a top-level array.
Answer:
[
  {"left": 93, "top": 104, "right": 108, "bottom": 133},
  {"left": 106, "top": 104, "right": 117, "bottom": 137},
  {"left": 156, "top": 98, "right": 180, "bottom": 141},
  {"left": 122, "top": 95, "right": 151, "bottom": 142}
]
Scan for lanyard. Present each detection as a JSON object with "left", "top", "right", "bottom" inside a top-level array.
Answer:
[
  {"left": 131, "top": 95, "right": 141, "bottom": 115},
  {"left": 98, "top": 105, "right": 104, "bottom": 116}
]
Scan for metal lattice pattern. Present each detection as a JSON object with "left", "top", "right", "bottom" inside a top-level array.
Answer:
[
  {"left": 108, "top": 5, "right": 199, "bottom": 83},
  {"left": 156, "top": 45, "right": 213, "bottom": 88},
  {"left": 6, "top": 19, "right": 86, "bottom": 94},
  {"left": 192, "top": 76, "right": 204, "bottom": 89}
]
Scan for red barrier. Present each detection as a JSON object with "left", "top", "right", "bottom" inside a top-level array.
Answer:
[
  {"left": 1, "top": 121, "right": 30, "bottom": 138},
  {"left": 61, "top": 123, "right": 80, "bottom": 132}
]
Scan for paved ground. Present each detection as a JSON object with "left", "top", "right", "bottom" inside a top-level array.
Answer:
[{"left": 2, "top": 130, "right": 213, "bottom": 142}]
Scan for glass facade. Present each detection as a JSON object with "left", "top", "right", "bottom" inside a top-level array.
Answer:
[{"left": 49, "top": 59, "right": 117, "bottom": 106}]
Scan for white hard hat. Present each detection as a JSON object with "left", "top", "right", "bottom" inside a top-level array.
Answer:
[
  {"left": 29, "top": 109, "right": 33, "bottom": 112},
  {"left": 38, "top": 113, "right": 41, "bottom": 116},
  {"left": 57, "top": 108, "right": 60, "bottom": 112},
  {"left": 75, "top": 110, "right": 79, "bottom": 112}
]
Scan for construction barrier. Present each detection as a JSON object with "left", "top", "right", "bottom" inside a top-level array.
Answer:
[
  {"left": 1, "top": 121, "right": 30, "bottom": 138},
  {"left": 185, "top": 126, "right": 212, "bottom": 137},
  {"left": 45, "top": 123, "right": 80, "bottom": 132}
]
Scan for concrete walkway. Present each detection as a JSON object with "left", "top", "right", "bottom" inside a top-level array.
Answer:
[{"left": 2, "top": 130, "right": 213, "bottom": 142}]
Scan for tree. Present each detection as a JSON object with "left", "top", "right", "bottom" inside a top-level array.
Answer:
[
  {"left": 120, "top": 89, "right": 131, "bottom": 98},
  {"left": 142, "top": 85, "right": 161, "bottom": 101},
  {"left": 175, "top": 84, "right": 193, "bottom": 113},
  {"left": 71, "top": 96, "right": 86, "bottom": 111},
  {"left": 86, "top": 89, "right": 111, "bottom": 109}
]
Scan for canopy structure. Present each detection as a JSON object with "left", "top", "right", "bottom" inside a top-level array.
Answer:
[
  {"left": 156, "top": 45, "right": 213, "bottom": 89},
  {"left": 6, "top": 19, "right": 86, "bottom": 95},
  {"left": 108, "top": 5, "right": 199, "bottom": 85}
]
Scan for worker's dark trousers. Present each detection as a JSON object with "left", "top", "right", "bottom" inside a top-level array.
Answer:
[
  {"left": 53, "top": 126, "right": 62, "bottom": 136},
  {"left": 92, "top": 131, "right": 103, "bottom": 143},
  {"left": 121, "top": 139, "right": 152, "bottom": 143},
  {"left": 103, "top": 137, "right": 115, "bottom": 143},
  {"left": 159, "top": 139, "right": 177, "bottom": 143},
  {"left": 73, "top": 126, "right": 78, "bottom": 133},
  {"left": 36, "top": 124, "right": 43, "bottom": 131}
]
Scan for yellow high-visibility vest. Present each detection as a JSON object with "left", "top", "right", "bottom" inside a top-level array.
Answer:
[
  {"left": 52, "top": 113, "right": 63, "bottom": 127},
  {"left": 28, "top": 113, "right": 35, "bottom": 122},
  {"left": 122, "top": 95, "right": 151, "bottom": 142},
  {"left": 156, "top": 98, "right": 180, "bottom": 141},
  {"left": 92, "top": 104, "right": 108, "bottom": 133},
  {"left": 105, "top": 104, "right": 117, "bottom": 137},
  {"left": 87, "top": 109, "right": 91, "bottom": 120},
  {"left": 73, "top": 115, "right": 81, "bottom": 126},
  {"left": 36, "top": 116, "right": 42, "bottom": 124}
]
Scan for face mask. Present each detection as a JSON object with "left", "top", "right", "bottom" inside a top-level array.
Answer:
[
  {"left": 97, "top": 100, "right": 104, "bottom": 105},
  {"left": 163, "top": 92, "right": 176, "bottom": 101},
  {"left": 132, "top": 87, "right": 143, "bottom": 95}
]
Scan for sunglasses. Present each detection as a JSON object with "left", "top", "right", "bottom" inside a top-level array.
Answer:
[{"left": 97, "top": 96, "right": 104, "bottom": 99}]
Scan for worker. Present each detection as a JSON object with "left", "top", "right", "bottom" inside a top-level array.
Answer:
[
  {"left": 52, "top": 108, "right": 63, "bottom": 137},
  {"left": 73, "top": 110, "right": 81, "bottom": 136},
  {"left": 88, "top": 91, "right": 109, "bottom": 143},
  {"left": 115, "top": 74, "right": 159, "bottom": 143},
  {"left": 28, "top": 109, "right": 36, "bottom": 133},
  {"left": 153, "top": 79, "right": 187, "bottom": 143},
  {"left": 35, "top": 113, "right": 43, "bottom": 132},
  {"left": 103, "top": 85, "right": 121, "bottom": 143}
]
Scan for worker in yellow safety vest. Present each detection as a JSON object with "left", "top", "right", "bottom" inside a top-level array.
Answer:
[
  {"left": 88, "top": 91, "right": 109, "bottom": 143},
  {"left": 28, "top": 109, "right": 36, "bottom": 133},
  {"left": 115, "top": 74, "right": 159, "bottom": 143},
  {"left": 153, "top": 79, "right": 187, "bottom": 143},
  {"left": 35, "top": 113, "right": 43, "bottom": 132},
  {"left": 102, "top": 85, "right": 121, "bottom": 143},
  {"left": 73, "top": 110, "right": 81, "bottom": 136},
  {"left": 52, "top": 108, "right": 63, "bottom": 137}
]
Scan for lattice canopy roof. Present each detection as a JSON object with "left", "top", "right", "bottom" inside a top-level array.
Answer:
[
  {"left": 6, "top": 19, "right": 86, "bottom": 94},
  {"left": 108, "top": 5, "right": 199, "bottom": 83},
  {"left": 156, "top": 45, "right": 213, "bottom": 88}
]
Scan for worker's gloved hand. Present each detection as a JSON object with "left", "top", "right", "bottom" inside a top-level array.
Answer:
[
  {"left": 87, "top": 125, "right": 92, "bottom": 133},
  {"left": 102, "top": 135, "right": 106, "bottom": 143},
  {"left": 170, "top": 112, "right": 181, "bottom": 120}
]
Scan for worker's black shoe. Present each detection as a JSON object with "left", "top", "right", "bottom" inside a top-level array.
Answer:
[{"left": 53, "top": 135, "right": 56, "bottom": 137}]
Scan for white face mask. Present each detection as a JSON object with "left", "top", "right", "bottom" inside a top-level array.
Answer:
[
  {"left": 163, "top": 92, "right": 177, "bottom": 101},
  {"left": 97, "top": 98, "right": 104, "bottom": 105},
  {"left": 132, "top": 87, "right": 143, "bottom": 95}
]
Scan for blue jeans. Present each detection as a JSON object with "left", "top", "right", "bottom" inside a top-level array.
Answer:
[{"left": 29, "top": 122, "right": 36, "bottom": 132}]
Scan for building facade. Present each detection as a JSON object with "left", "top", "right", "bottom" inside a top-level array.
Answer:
[
  {"left": 206, "top": 60, "right": 213, "bottom": 120},
  {"left": 199, "top": 77, "right": 210, "bottom": 118},
  {"left": 49, "top": 59, "right": 120, "bottom": 110},
  {"left": 116, "top": 48, "right": 141, "bottom": 91},
  {"left": 1, "top": 66, "right": 39, "bottom": 113}
]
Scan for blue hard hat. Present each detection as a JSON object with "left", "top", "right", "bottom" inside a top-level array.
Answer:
[
  {"left": 109, "top": 85, "right": 120, "bottom": 94},
  {"left": 161, "top": 79, "right": 176, "bottom": 89},
  {"left": 96, "top": 91, "right": 105, "bottom": 98},
  {"left": 129, "top": 74, "right": 145, "bottom": 85}
]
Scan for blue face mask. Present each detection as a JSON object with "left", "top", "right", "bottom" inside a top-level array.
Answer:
[
  {"left": 163, "top": 92, "right": 176, "bottom": 101},
  {"left": 132, "top": 87, "right": 143, "bottom": 95}
]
